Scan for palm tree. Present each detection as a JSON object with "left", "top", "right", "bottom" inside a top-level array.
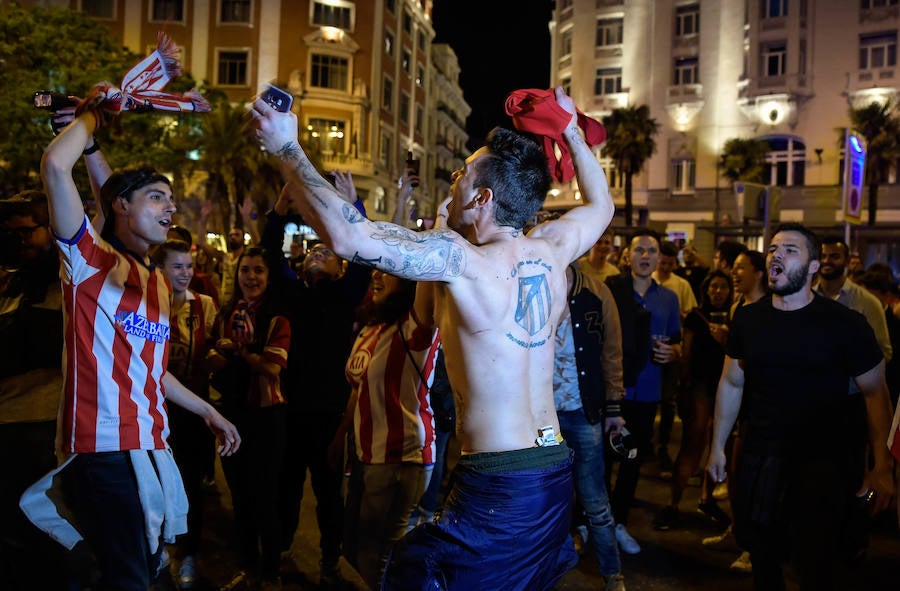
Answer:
[
  {"left": 719, "top": 137, "right": 769, "bottom": 184},
  {"left": 848, "top": 100, "right": 900, "bottom": 225},
  {"left": 601, "top": 105, "right": 660, "bottom": 226}
]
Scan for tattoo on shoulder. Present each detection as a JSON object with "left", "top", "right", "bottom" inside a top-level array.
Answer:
[
  {"left": 506, "top": 258, "right": 554, "bottom": 349},
  {"left": 366, "top": 224, "right": 466, "bottom": 280}
]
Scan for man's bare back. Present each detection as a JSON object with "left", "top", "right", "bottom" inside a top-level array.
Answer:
[{"left": 252, "top": 87, "right": 614, "bottom": 454}]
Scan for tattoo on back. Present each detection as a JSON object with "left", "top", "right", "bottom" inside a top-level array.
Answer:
[{"left": 506, "top": 258, "right": 553, "bottom": 349}]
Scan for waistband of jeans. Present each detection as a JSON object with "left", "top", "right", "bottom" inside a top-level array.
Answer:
[{"left": 459, "top": 441, "right": 569, "bottom": 473}]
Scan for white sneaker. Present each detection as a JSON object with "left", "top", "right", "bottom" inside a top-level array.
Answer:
[
  {"left": 730, "top": 551, "right": 752, "bottom": 574},
  {"left": 702, "top": 524, "right": 739, "bottom": 552},
  {"left": 614, "top": 523, "right": 641, "bottom": 555},
  {"left": 178, "top": 555, "right": 196, "bottom": 589},
  {"left": 604, "top": 573, "right": 626, "bottom": 591}
]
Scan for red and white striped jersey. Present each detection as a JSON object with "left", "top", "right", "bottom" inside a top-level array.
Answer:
[
  {"left": 57, "top": 218, "right": 172, "bottom": 453},
  {"left": 217, "top": 306, "right": 290, "bottom": 408},
  {"left": 346, "top": 312, "right": 439, "bottom": 465}
]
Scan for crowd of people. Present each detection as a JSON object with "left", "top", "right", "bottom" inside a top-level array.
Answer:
[{"left": 1, "top": 83, "right": 899, "bottom": 591}]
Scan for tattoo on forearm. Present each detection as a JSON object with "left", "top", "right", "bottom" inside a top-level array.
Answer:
[
  {"left": 277, "top": 142, "right": 302, "bottom": 160},
  {"left": 342, "top": 203, "right": 364, "bottom": 224},
  {"left": 361, "top": 224, "right": 465, "bottom": 280},
  {"left": 288, "top": 155, "right": 333, "bottom": 209}
]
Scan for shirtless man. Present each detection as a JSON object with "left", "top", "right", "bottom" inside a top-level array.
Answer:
[{"left": 252, "top": 87, "right": 613, "bottom": 590}]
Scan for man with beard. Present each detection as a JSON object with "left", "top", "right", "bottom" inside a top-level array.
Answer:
[
  {"left": 261, "top": 177, "right": 371, "bottom": 588},
  {"left": 815, "top": 237, "right": 892, "bottom": 362},
  {"left": 708, "top": 223, "right": 894, "bottom": 591}
]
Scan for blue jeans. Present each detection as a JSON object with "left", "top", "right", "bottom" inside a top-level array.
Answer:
[{"left": 557, "top": 410, "right": 622, "bottom": 576}]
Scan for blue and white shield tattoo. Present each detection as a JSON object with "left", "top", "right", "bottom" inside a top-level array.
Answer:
[{"left": 515, "top": 273, "right": 551, "bottom": 336}]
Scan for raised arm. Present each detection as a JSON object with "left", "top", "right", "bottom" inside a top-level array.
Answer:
[
  {"left": 41, "top": 113, "right": 98, "bottom": 239},
  {"left": 251, "top": 98, "right": 468, "bottom": 283},
  {"left": 528, "top": 87, "right": 615, "bottom": 264}
]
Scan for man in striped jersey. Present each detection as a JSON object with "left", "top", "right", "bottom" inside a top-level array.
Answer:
[
  {"left": 23, "top": 110, "right": 240, "bottom": 590},
  {"left": 253, "top": 87, "right": 614, "bottom": 590}
]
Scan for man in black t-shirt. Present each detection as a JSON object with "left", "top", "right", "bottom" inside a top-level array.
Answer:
[{"left": 707, "top": 223, "right": 894, "bottom": 591}]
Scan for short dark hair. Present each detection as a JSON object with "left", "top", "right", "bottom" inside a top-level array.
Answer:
[
  {"left": 99, "top": 166, "right": 171, "bottom": 240},
  {"left": 150, "top": 238, "right": 191, "bottom": 267},
  {"left": 168, "top": 225, "right": 193, "bottom": 245},
  {"left": 772, "top": 222, "right": 821, "bottom": 261},
  {"left": 857, "top": 271, "right": 892, "bottom": 294},
  {"left": 659, "top": 240, "right": 679, "bottom": 258},
  {"left": 472, "top": 127, "right": 551, "bottom": 230},
  {"left": 820, "top": 235, "right": 849, "bottom": 257},
  {"left": 629, "top": 227, "right": 661, "bottom": 247},
  {"left": 714, "top": 240, "right": 748, "bottom": 268}
]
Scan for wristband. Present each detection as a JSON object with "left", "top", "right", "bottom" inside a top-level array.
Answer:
[
  {"left": 604, "top": 400, "right": 623, "bottom": 418},
  {"left": 83, "top": 138, "right": 100, "bottom": 156}
]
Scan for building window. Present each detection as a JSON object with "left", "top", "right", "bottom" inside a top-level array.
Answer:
[
  {"left": 416, "top": 105, "right": 424, "bottom": 136},
  {"left": 594, "top": 68, "right": 623, "bottom": 95},
  {"left": 560, "top": 0, "right": 574, "bottom": 10},
  {"left": 561, "top": 28, "right": 573, "bottom": 57},
  {"left": 311, "top": 53, "right": 349, "bottom": 91},
  {"left": 385, "top": 31, "right": 394, "bottom": 57},
  {"left": 81, "top": 0, "right": 114, "bottom": 18},
  {"left": 386, "top": 0, "right": 395, "bottom": 14},
  {"left": 762, "top": 136, "right": 805, "bottom": 186},
  {"left": 312, "top": 0, "right": 354, "bottom": 31},
  {"left": 862, "top": 0, "right": 899, "bottom": 7},
  {"left": 403, "top": 11, "right": 412, "bottom": 33},
  {"left": 216, "top": 50, "right": 249, "bottom": 86},
  {"left": 151, "top": 0, "right": 183, "bottom": 22},
  {"left": 860, "top": 32, "right": 897, "bottom": 69},
  {"left": 596, "top": 18, "right": 623, "bottom": 46},
  {"left": 561, "top": 75, "right": 572, "bottom": 95},
  {"left": 675, "top": 3, "right": 699, "bottom": 37},
  {"left": 762, "top": 42, "right": 786, "bottom": 76},
  {"left": 307, "top": 118, "right": 346, "bottom": 154},
  {"left": 672, "top": 158, "right": 696, "bottom": 194},
  {"left": 402, "top": 48, "right": 412, "bottom": 75},
  {"left": 383, "top": 76, "right": 393, "bottom": 111},
  {"left": 379, "top": 131, "right": 392, "bottom": 168},
  {"left": 416, "top": 65, "right": 424, "bottom": 87},
  {"left": 221, "top": 0, "right": 251, "bottom": 23},
  {"left": 674, "top": 57, "right": 699, "bottom": 84},
  {"left": 761, "top": 0, "right": 788, "bottom": 18},
  {"left": 400, "top": 92, "right": 410, "bottom": 125},
  {"left": 418, "top": 30, "right": 426, "bottom": 51}
]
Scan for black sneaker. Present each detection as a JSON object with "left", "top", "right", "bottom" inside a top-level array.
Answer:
[
  {"left": 697, "top": 501, "right": 732, "bottom": 527},
  {"left": 653, "top": 505, "right": 679, "bottom": 531}
]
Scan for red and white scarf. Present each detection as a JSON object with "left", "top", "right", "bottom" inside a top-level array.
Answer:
[{"left": 76, "top": 32, "right": 210, "bottom": 124}]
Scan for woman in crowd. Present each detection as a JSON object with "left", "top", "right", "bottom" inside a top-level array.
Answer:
[
  {"left": 330, "top": 271, "right": 439, "bottom": 589},
  {"left": 208, "top": 247, "right": 290, "bottom": 590},
  {"left": 151, "top": 239, "right": 219, "bottom": 589},
  {"left": 654, "top": 270, "right": 734, "bottom": 530},
  {"left": 701, "top": 250, "right": 768, "bottom": 573}
]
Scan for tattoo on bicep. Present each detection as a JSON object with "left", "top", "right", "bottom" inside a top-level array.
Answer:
[{"left": 367, "top": 225, "right": 466, "bottom": 280}]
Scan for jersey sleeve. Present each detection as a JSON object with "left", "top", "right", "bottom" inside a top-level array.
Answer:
[
  {"left": 54, "top": 215, "right": 118, "bottom": 285},
  {"left": 842, "top": 308, "right": 884, "bottom": 378},
  {"left": 263, "top": 315, "right": 291, "bottom": 369}
]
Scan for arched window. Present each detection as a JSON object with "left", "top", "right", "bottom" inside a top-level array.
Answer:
[{"left": 759, "top": 135, "right": 805, "bottom": 186}]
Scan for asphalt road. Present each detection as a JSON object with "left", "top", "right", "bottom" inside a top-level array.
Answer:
[{"left": 177, "top": 432, "right": 900, "bottom": 591}]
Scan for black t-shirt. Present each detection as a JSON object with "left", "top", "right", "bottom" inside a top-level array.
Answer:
[
  {"left": 684, "top": 305, "right": 727, "bottom": 393},
  {"left": 727, "top": 294, "right": 882, "bottom": 457}
]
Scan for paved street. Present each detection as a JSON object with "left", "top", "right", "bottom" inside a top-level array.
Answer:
[{"left": 181, "top": 429, "right": 900, "bottom": 591}]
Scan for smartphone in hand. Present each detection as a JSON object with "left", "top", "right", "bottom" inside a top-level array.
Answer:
[
  {"left": 406, "top": 151, "right": 420, "bottom": 188},
  {"left": 262, "top": 84, "right": 293, "bottom": 113},
  {"left": 33, "top": 91, "right": 79, "bottom": 111}
]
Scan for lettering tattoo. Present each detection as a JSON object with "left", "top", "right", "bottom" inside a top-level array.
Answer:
[
  {"left": 355, "top": 223, "right": 465, "bottom": 280},
  {"left": 506, "top": 258, "right": 553, "bottom": 349}
]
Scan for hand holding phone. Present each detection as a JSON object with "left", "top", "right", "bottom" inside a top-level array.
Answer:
[
  {"left": 262, "top": 84, "right": 293, "bottom": 113},
  {"left": 33, "top": 91, "right": 79, "bottom": 111},
  {"left": 406, "top": 151, "right": 420, "bottom": 188}
]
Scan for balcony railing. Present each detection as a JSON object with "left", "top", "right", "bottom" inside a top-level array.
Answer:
[
  {"left": 593, "top": 91, "right": 629, "bottom": 111},
  {"left": 666, "top": 84, "right": 703, "bottom": 103}
]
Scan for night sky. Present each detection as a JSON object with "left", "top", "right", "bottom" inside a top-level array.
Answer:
[{"left": 432, "top": 0, "right": 554, "bottom": 150}]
